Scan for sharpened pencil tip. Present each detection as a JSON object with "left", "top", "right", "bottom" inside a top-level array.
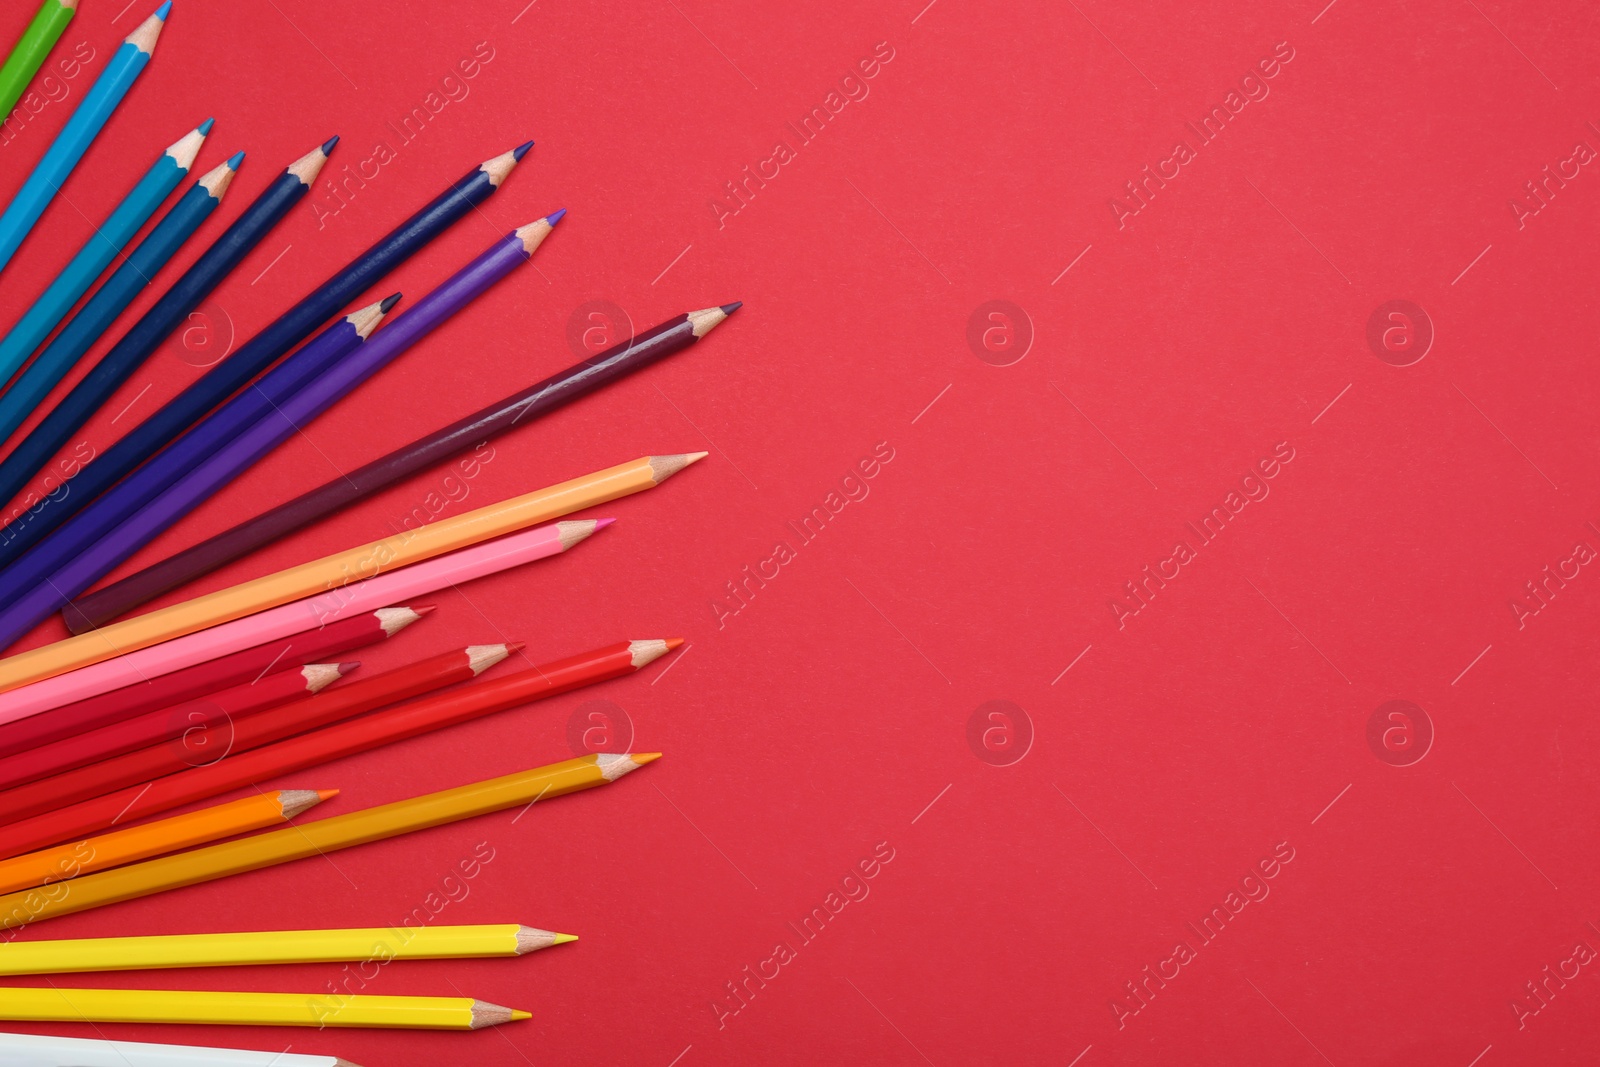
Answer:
[
  {"left": 594, "top": 517, "right": 615, "bottom": 530},
  {"left": 666, "top": 637, "right": 685, "bottom": 650},
  {"left": 316, "top": 789, "right": 340, "bottom": 801},
  {"left": 337, "top": 661, "right": 360, "bottom": 675},
  {"left": 510, "top": 1010, "right": 533, "bottom": 1022},
  {"left": 513, "top": 140, "right": 534, "bottom": 160},
  {"left": 413, "top": 604, "right": 438, "bottom": 616},
  {"left": 379, "top": 293, "right": 402, "bottom": 313},
  {"left": 225, "top": 150, "right": 245, "bottom": 169},
  {"left": 197, "top": 117, "right": 214, "bottom": 135},
  {"left": 321, "top": 134, "right": 340, "bottom": 155},
  {"left": 632, "top": 752, "right": 663, "bottom": 766},
  {"left": 721, "top": 301, "right": 743, "bottom": 314},
  {"left": 155, "top": 0, "right": 171, "bottom": 19},
  {"left": 554, "top": 932, "right": 578, "bottom": 944},
  {"left": 546, "top": 207, "right": 566, "bottom": 225}
]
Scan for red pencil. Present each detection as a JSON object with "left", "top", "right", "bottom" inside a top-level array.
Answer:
[
  {"left": 0, "top": 639, "right": 679, "bottom": 858},
  {"left": 0, "top": 644, "right": 515, "bottom": 834},
  {"left": 0, "top": 662, "right": 357, "bottom": 792},
  {"left": 0, "top": 606, "right": 430, "bottom": 760}
]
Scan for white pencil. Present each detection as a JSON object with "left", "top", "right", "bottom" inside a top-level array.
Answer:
[{"left": 0, "top": 1032, "right": 360, "bottom": 1066}]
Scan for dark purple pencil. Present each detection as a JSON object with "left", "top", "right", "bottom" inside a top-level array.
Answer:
[
  {"left": 63, "top": 296, "right": 742, "bottom": 632},
  {"left": 0, "top": 213, "right": 562, "bottom": 649}
]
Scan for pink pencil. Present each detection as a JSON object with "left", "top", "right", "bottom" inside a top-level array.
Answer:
[{"left": 0, "top": 519, "right": 608, "bottom": 720}]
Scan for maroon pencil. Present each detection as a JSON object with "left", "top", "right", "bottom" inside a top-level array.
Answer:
[
  {"left": 61, "top": 303, "right": 741, "bottom": 630},
  {"left": 0, "top": 606, "right": 429, "bottom": 759}
]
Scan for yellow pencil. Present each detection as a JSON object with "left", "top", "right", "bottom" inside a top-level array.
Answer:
[
  {"left": 0, "top": 924, "right": 574, "bottom": 975},
  {"left": 0, "top": 753, "right": 657, "bottom": 930},
  {"left": 0, "top": 455, "right": 705, "bottom": 692},
  {"left": 0, "top": 987, "right": 529, "bottom": 1029}
]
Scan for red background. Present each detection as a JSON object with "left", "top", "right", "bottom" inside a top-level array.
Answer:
[{"left": 0, "top": 0, "right": 1598, "bottom": 1063}]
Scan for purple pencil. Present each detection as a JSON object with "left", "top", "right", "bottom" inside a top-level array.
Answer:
[
  {"left": 0, "top": 296, "right": 402, "bottom": 622},
  {"left": 0, "top": 212, "right": 562, "bottom": 648}
]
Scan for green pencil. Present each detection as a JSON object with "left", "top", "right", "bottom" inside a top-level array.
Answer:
[{"left": 0, "top": 0, "right": 77, "bottom": 119}]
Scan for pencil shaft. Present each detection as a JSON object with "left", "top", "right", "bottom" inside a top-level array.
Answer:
[
  {"left": 0, "top": 792, "right": 305, "bottom": 895},
  {"left": 0, "top": 0, "right": 76, "bottom": 118},
  {"left": 75, "top": 313, "right": 706, "bottom": 624},
  {"left": 0, "top": 924, "right": 524, "bottom": 974},
  {"left": 0, "top": 7, "right": 164, "bottom": 273},
  {"left": 0, "top": 148, "right": 527, "bottom": 570},
  {"left": 0, "top": 122, "right": 202, "bottom": 396},
  {"left": 0, "top": 1033, "right": 343, "bottom": 1067},
  {"left": 0, "top": 987, "right": 489, "bottom": 1028}
]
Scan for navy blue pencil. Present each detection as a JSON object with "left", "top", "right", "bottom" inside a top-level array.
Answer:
[
  {"left": 0, "top": 140, "right": 334, "bottom": 516},
  {"left": 0, "top": 141, "right": 532, "bottom": 568}
]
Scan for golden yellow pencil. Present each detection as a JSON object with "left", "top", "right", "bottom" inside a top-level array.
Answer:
[
  {"left": 0, "top": 987, "right": 528, "bottom": 1029},
  {"left": 0, "top": 753, "right": 657, "bottom": 930},
  {"left": 0, "top": 455, "right": 704, "bottom": 693},
  {"left": 0, "top": 924, "right": 574, "bottom": 974}
]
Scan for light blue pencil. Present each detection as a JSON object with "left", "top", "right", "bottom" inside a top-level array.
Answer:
[
  {"left": 0, "top": 118, "right": 209, "bottom": 391},
  {"left": 0, "top": 2, "right": 170, "bottom": 276}
]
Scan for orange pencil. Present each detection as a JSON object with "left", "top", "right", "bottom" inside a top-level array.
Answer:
[{"left": 0, "top": 789, "right": 334, "bottom": 895}]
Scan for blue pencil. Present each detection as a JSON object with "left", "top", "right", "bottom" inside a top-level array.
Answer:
[
  {"left": 0, "top": 119, "right": 211, "bottom": 394},
  {"left": 0, "top": 153, "right": 239, "bottom": 511},
  {"left": 0, "top": 3, "right": 171, "bottom": 276}
]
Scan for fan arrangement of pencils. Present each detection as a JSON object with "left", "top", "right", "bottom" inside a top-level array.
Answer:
[{"left": 0, "top": 4, "right": 739, "bottom": 1061}]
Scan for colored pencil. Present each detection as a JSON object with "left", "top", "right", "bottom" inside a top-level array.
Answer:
[
  {"left": 0, "top": 987, "right": 528, "bottom": 1029},
  {"left": 27, "top": 518, "right": 594, "bottom": 714},
  {"left": 9, "top": 214, "right": 561, "bottom": 636},
  {"left": 73, "top": 303, "right": 742, "bottom": 626},
  {"left": 0, "top": 119, "right": 208, "bottom": 392},
  {"left": 0, "top": 139, "right": 333, "bottom": 542},
  {"left": 0, "top": 789, "right": 332, "bottom": 896},
  {"left": 0, "top": 639, "right": 671, "bottom": 855},
  {"left": 0, "top": 143, "right": 533, "bottom": 570},
  {"left": 0, "top": 661, "right": 353, "bottom": 791},
  {"left": 0, "top": 752, "right": 655, "bottom": 931},
  {"left": 0, "top": 294, "right": 400, "bottom": 625},
  {"left": 0, "top": 0, "right": 77, "bottom": 118},
  {"left": 0, "top": 454, "right": 697, "bottom": 695},
  {"left": 0, "top": 643, "right": 512, "bottom": 831},
  {"left": 0, "top": 605, "right": 426, "bottom": 742},
  {"left": 0, "top": 3, "right": 167, "bottom": 275},
  {"left": 0, "top": 1034, "right": 358, "bottom": 1067},
  {"left": 0, "top": 149, "right": 235, "bottom": 467},
  {"left": 0, "top": 924, "right": 570, "bottom": 974}
]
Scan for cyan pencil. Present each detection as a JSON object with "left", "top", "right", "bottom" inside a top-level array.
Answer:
[
  {"left": 0, "top": 119, "right": 210, "bottom": 396},
  {"left": 0, "top": 3, "right": 170, "bottom": 275}
]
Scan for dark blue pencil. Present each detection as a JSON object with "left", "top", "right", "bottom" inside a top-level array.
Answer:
[
  {"left": 0, "top": 141, "right": 532, "bottom": 568},
  {"left": 0, "top": 139, "right": 333, "bottom": 517}
]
